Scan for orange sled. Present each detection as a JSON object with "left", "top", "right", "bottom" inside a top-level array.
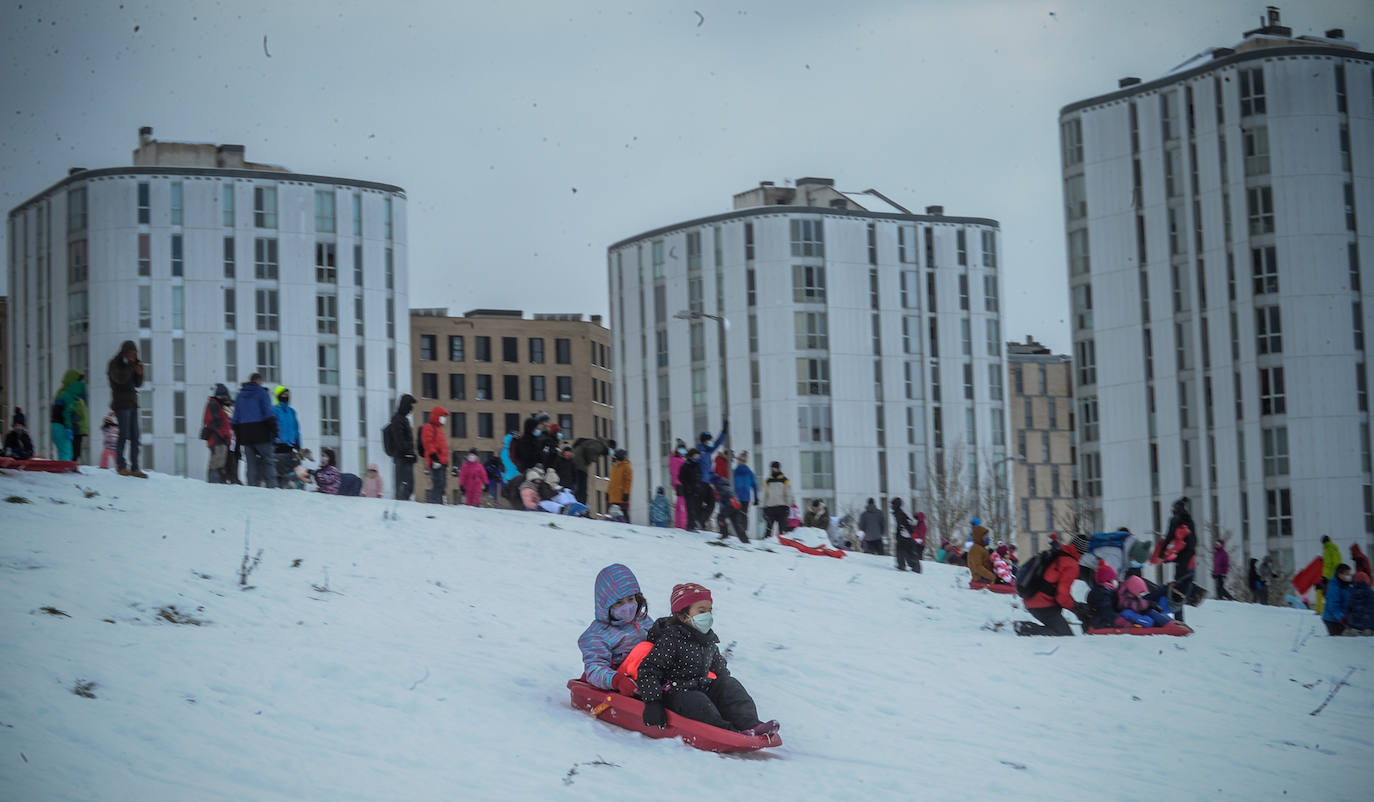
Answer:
[
  {"left": 0, "top": 457, "right": 80, "bottom": 473},
  {"left": 1084, "top": 622, "right": 1194, "bottom": 636},
  {"left": 777, "top": 535, "right": 845, "bottom": 559},
  {"left": 567, "top": 679, "right": 782, "bottom": 753},
  {"left": 968, "top": 580, "right": 1018, "bottom": 595}
]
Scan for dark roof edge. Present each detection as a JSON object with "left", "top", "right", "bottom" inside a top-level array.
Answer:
[
  {"left": 8, "top": 166, "right": 406, "bottom": 220},
  {"left": 608, "top": 205, "right": 999, "bottom": 252},
  {"left": 1059, "top": 44, "right": 1374, "bottom": 117}
]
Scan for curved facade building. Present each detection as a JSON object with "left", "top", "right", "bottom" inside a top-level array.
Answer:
[
  {"left": 609, "top": 178, "right": 1007, "bottom": 538},
  {"left": 1060, "top": 11, "right": 1373, "bottom": 573},
  {"left": 6, "top": 128, "right": 408, "bottom": 478}
]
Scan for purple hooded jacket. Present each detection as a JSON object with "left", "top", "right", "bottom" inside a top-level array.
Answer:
[
  {"left": 577, "top": 564, "right": 651, "bottom": 690},
  {"left": 1212, "top": 542, "right": 1230, "bottom": 576}
]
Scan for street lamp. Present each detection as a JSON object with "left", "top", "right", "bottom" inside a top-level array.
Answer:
[{"left": 673, "top": 310, "right": 729, "bottom": 415}]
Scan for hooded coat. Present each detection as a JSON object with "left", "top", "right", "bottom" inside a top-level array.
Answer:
[
  {"left": 761, "top": 468, "right": 794, "bottom": 508},
  {"left": 1322, "top": 539, "right": 1343, "bottom": 579},
  {"left": 912, "top": 511, "right": 928, "bottom": 546},
  {"left": 272, "top": 386, "right": 300, "bottom": 449},
  {"left": 498, "top": 433, "right": 520, "bottom": 481},
  {"left": 572, "top": 437, "right": 610, "bottom": 473},
  {"left": 419, "top": 406, "right": 449, "bottom": 466},
  {"left": 106, "top": 340, "right": 144, "bottom": 411},
  {"left": 968, "top": 526, "right": 996, "bottom": 583},
  {"left": 1163, "top": 499, "right": 1197, "bottom": 570},
  {"left": 1352, "top": 544, "right": 1372, "bottom": 579},
  {"left": 732, "top": 462, "right": 758, "bottom": 504},
  {"left": 56, "top": 369, "right": 89, "bottom": 434},
  {"left": 857, "top": 501, "right": 886, "bottom": 542},
  {"left": 608, "top": 457, "right": 633, "bottom": 505},
  {"left": 577, "top": 564, "right": 651, "bottom": 690},
  {"left": 1212, "top": 542, "right": 1230, "bottom": 576},
  {"left": 390, "top": 394, "right": 417, "bottom": 463},
  {"left": 458, "top": 454, "right": 487, "bottom": 492},
  {"left": 362, "top": 463, "right": 385, "bottom": 498},
  {"left": 230, "top": 382, "right": 277, "bottom": 445},
  {"left": 1025, "top": 544, "right": 1083, "bottom": 610}
]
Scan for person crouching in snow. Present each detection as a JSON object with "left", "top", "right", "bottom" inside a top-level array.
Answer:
[
  {"left": 458, "top": 448, "right": 487, "bottom": 507},
  {"left": 578, "top": 564, "right": 652, "bottom": 694},
  {"left": 635, "top": 583, "right": 779, "bottom": 736},
  {"left": 1016, "top": 535, "right": 1089, "bottom": 636}
]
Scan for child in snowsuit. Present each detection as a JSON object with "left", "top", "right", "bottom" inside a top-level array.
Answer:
[
  {"left": 636, "top": 583, "right": 779, "bottom": 736},
  {"left": 458, "top": 448, "right": 488, "bottom": 507},
  {"left": 991, "top": 545, "right": 1015, "bottom": 584},
  {"left": 649, "top": 486, "right": 672, "bottom": 528},
  {"left": 98, "top": 411, "right": 119, "bottom": 468},
  {"left": 1084, "top": 561, "right": 1122, "bottom": 630},
  {"left": 578, "top": 564, "right": 652, "bottom": 693},
  {"left": 362, "top": 463, "right": 385, "bottom": 498},
  {"left": 1116, "top": 575, "right": 1174, "bottom": 628},
  {"left": 1321, "top": 563, "right": 1353, "bottom": 636}
]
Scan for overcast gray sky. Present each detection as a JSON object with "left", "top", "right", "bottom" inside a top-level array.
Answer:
[{"left": 3, "top": 0, "right": 1369, "bottom": 353}]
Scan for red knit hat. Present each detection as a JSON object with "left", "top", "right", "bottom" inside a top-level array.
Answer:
[
  {"left": 1095, "top": 559, "right": 1118, "bottom": 586},
  {"left": 670, "top": 583, "right": 712, "bottom": 614}
]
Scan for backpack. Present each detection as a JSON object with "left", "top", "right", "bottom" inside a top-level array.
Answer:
[
  {"left": 381, "top": 421, "right": 400, "bottom": 458},
  {"left": 1015, "top": 546, "right": 1064, "bottom": 600}
]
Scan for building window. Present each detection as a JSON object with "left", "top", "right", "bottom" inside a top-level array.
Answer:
[
  {"left": 982, "top": 229, "right": 998, "bottom": 269},
  {"left": 655, "top": 329, "right": 669, "bottom": 367},
  {"left": 1246, "top": 186, "right": 1274, "bottom": 235},
  {"left": 222, "top": 183, "right": 236, "bottom": 227},
  {"left": 1355, "top": 301, "right": 1366, "bottom": 351},
  {"left": 254, "top": 186, "right": 277, "bottom": 228},
  {"left": 356, "top": 344, "right": 366, "bottom": 386},
  {"left": 170, "top": 235, "right": 183, "bottom": 276},
  {"left": 224, "top": 288, "right": 236, "bottom": 329},
  {"left": 476, "top": 412, "right": 493, "bottom": 439},
  {"left": 555, "top": 338, "right": 571, "bottom": 364},
  {"left": 1064, "top": 174, "right": 1086, "bottom": 221},
  {"left": 503, "top": 374, "right": 520, "bottom": 401},
  {"left": 963, "top": 362, "right": 975, "bottom": 400},
  {"left": 256, "top": 340, "right": 279, "bottom": 383},
  {"left": 689, "top": 323, "right": 706, "bottom": 362},
  {"left": 420, "top": 372, "right": 439, "bottom": 399},
  {"left": 796, "top": 358, "right": 831, "bottom": 396},
  {"left": 311, "top": 241, "right": 336, "bottom": 284},
  {"left": 475, "top": 374, "right": 492, "bottom": 400},
  {"left": 1165, "top": 149, "right": 1183, "bottom": 198},
  {"left": 171, "top": 286, "right": 184, "bottom": 329},
  {"left": 384, "top": 197, "right": 393, "bottom": 240},
  {"left": 254, "top": 237, "right": 278, "bottom": 279},
  {"left": 794, "top": 311, "right": 828, "bottom": 350},
  {"left": 690, "top": 368, "right": 707, "bottom": 406},
  {"left": 1061, "top": 117, "right": 1083, "bottom": 166},
  {"left": 530, "top": 375, "right": 546, "bottom": 402},
  {"left": 136, "top": 181, "right": 150, "bottom": 224},
  {"left": 1076, "top": 339, "right": 1096, "bottom": 385},
  {"left": 987, "top": 363, "right": 1003, "bottom": 401},
  {"left": 350, "top": 192, "right": 362, "bottom": 236},
  {"left": 447, "top": 335, "right": 464, "bottom": 362},
  {"left": 792, "top": 264, "right": 827, "bottom": 303},
  {"left": 1255, "top": 306, "right": 1282, "bottom": 355},
  {"left": 449, "top": 374, "right": 465, "bottom": 400},
  {"left": 800, "top": 450, "right": 834, "bottom": 489},
  {"left": 220, "top": 236, "right": 236, "bottom": 278},
  {"left": 528, "top": 337, "right": 544, "bottom": 364},
  {"left": 956, "top": 229, "right": 967, "bottom": 266},
  {"left": 1239, "top": 67, "right": 1266, "bottom": 117},
  {"left": 316, "top": 293, "right": 338, "bottom": 334},
  {"left": 557, "top": 375, "right": 573, "bottom": 402},
  {"left": 1251, "top": 246, "right": 1278, "bottom": 295},
  {"left": 1160, "top": 91, "right": 1178, "bottom": 141},
  {"left": 1266, "top": 488, "right": 1292, "bottom": 538},
  {"left": 413, "top": 333, "right": 434, "bottom": 361},
  {"left": 318, "top": 394, "right": 340, "bottom": 437},
  {"left": 169, "top": 181, "right": 183, "bottom": 226},
  {"left": 1068, "top": 229, "right": 1090, "bottom": 276},
  {"left": 1262, "top": 426, "right": 1289, "bottom": 476},
  {"left": 255, "top": 288, "right": 279, "bottom": 331},
  {"left": 961, "top": 319, "right": 972, "bottom": 356},
  {"left": 897, "top": 225, "right": 913, "bottom": 263},
  {"left": 790, "top": 219, "right": 824, "bottom": 257},
  {"left": 354, "top": 296, "right": 365, "bottom": 337},
  {"left": 1242, "top": 126, "right": 1269, "bottom": 176},
  {"left": 1346, "top": 182, "right": 1357, "bottom": 231},
  {"left": 135, "top": 233, "right": 151, "bottom": 276},
  {"left": 686, "top": 230, "right": 702, "bottom": 271},
  {"left": 314, "top": 189, "right": 336, "bottom": 233},
  {"left": 1259, "top": 366, "right": 1285, "bottom": 415},
  {"left": 319, "top": 343, "right": 339, "bottom": 385},
  {"left": 500, "top": 336, "right": 517, "bottom": 363},
  {"left": 798, "top": 403, "right": 833, "bottom": 442},
  {"left": 475, "top": 336, "right": 492, "bottom": 362},
  {"left": 984, "top": 275, "right": 999, "bottom": 313}
]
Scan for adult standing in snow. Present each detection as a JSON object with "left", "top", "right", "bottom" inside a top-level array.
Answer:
[
  {"left": 694, "top": 420, "right": 729, "bottom": 482},
  {"left": 388, "top": 394, "right": 418, "bottom": 501},
  {"left": 732, "top": 451, "right": 758, "bottom": 535},
  {"left": 1157, "top": 497, "right": 1197, "bottom": 624},
  {"left": 458, "top": 447, "right": 487, "bottom": 507},
  {"left": 669, "top": 442, "right": 689, "bottom": 529},
  {"left": 608, "top": 449, "right": 633, "bottom": 523},
  {"left": 230, "top": 374, "right": 277, "bottom": 488},
  {"left": 1317, "top": 535, "right": 1342, "bottom": 615},
  {"left": 106, "top": 340, "right": 145, "bottom": 477},
  {"left": 51, "top": 369, "right": 88, "bottom": 462},
  {"left": 419, "top": 405, "right": 450, "bottom": 504},
  {"left": 1211, "top": 540, "right": 1235, "bottom": 600},
  {"left": 858, "top": 498, "right": 886, "bottom": 555},
  {"left": 1248, "top": 558, "right": 1268, "bottom": 604},
  {"left": 678, "top": 447, "right": 708, "bottom": 532},
  {"left": 760, "top": 461, "right": 794, "bottom": 538},
  {"left": 1016, "top": 536, "right": 1090, "bottom": 636},
  {"left": 201, "top": 384, "right": 234, "bottom": 483},
  {"left": 272, "top": 386, "right": 302, "bottom": 488},
  {"left": 891, "top": 498, "right": 917, "bottom": 571}
]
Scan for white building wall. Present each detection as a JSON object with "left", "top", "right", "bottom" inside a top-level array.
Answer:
[{"left": 6, "top": 168, "right": 408, "bottom": 479}]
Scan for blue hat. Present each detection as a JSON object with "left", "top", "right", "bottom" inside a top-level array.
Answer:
[{"left": 971, "top": 518, "right": 981, "bottom": 526}]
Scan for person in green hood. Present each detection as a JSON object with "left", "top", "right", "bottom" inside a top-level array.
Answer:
[{"left": 51, "top": 368, "right": 89, "bottom": 462}]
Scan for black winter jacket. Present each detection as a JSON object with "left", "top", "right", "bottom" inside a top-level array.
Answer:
[
  {"left": 635, "top": 616, "right": 730, "bottom": 704},
  {"left": 1164, "top": 504, "right": 1197, "bottom": 571},
  {"left": 390, "top": 394, "right": 417, "bottom": 463}
]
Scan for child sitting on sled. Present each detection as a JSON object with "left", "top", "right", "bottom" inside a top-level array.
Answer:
[
  {"left": 635, "top": 583, "right": 779, "bottom": 736},
  {"left": 578, "top": 564, "right": 652, "bottom": 693},
  {"left": 1116, "top": 575, "right": 1175, "bottom": 628},
  {"left": 1084, "top": 560, "right": 1124, "bottom": 630}
]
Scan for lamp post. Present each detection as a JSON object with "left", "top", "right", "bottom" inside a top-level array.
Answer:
[{"left": 673, "top": 310, "right": 729, "bottom": 416}]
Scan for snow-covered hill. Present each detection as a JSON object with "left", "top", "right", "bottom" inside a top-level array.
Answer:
[{"left": 1, "top": 469, "right": 1371, "bottom": 801}]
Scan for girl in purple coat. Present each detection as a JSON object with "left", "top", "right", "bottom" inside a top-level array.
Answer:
[
  {"left": 578, "top": 564, "right": 651, "bottom": 693},
  {"left": 1212, "top": 540, "right": 1235, "bottom": 600}
]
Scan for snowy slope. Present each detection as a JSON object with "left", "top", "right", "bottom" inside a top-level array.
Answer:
[{"left": 1, "top": 469, "right": 1371, "bottom": 802}]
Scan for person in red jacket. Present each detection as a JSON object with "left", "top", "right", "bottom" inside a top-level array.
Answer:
[
  {"left": 202, "top": 384, "right": 234, "bottom": 483},
  {"left": 457, "top": 447, "right": 488, "bottom": 507},
  {"left": 1016, "top": 536, "right": 1091, "bottom": 636},
  {"left": 419, "top": 406, "right": 450, "bottom": 504}
]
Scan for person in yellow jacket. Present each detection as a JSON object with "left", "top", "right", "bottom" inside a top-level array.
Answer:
[
  {"left": 608, "top": 449, "right": 633, "bottom": 523},
  {"left": 1317, "top": 535, "right": 1343, "bottom": 614}
]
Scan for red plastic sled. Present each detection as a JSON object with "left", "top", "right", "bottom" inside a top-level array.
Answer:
[
  {"left": 777, "top": 535, "right": 845, "bottom": 559},
  {"left": 1291, "top": 557, "right": 1324, "bottom": 595},
  {"left": 1084, "top": 622, "right": 1194, "bottom": 636},
  {"left": 567, "top": 679, "right": 781, "bottom": 753},
  {"left": 969, "top": 580, "right": 1017, "bottom": 595},
  {"left": 0, "top": 457, "right": 79, "bottom": 473}
]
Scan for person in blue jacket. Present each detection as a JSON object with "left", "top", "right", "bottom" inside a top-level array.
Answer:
[
  {"left": 1322, "top": 563, "right": 1353, "bottom": 636},
  {"left": 272, "top": 385, "right": 301, "bottom": 488},
  {"left": 732, "top": 450, "right": 758, "bottom": 536},
  {"left": 230, "top": 374, "right": 278, "bottom": 487},
  {"left": 694, "top": 418, "right": 729, "bottom": 480},
  {"left": 578, "top": 564, "right": 651, "bottom": 693}
]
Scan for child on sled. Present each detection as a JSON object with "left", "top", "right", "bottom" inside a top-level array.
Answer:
[
  {"left": 634, "top": 583, "right": 779, "bottom": 736},
  {"left": 578, "top": 564, "right": 652, "bottom": 693}
]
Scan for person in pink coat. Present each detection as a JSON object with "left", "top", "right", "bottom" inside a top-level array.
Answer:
[
  {"left": 669, "top": 441, "right": 688, "bottom": 529},
  {"left": 362, "top": 463, "right": 385, "bottom": 498},
  {"left": 458, "top": 448, "right": 488, "bottom": 507}
]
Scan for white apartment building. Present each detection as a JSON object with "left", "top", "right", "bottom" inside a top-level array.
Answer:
[
  {"left": 1060, "top": 9, "right": 1373, "bottom": 573},
  {"left": 6, "top": 127, "right": 408, "bottom": 478},
  {"left": 609, "top": 177, "right": 1008, "bottom": 539}
]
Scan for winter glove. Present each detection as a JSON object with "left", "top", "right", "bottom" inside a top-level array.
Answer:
[
  {"left": 642, "top": 701, "right": 667, "bottom": 729},
  {"left": 611, "top": 672, "right": 637, "bottom": 697}
]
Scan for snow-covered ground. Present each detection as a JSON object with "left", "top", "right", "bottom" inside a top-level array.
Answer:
[{"left": 2, "top": 468, "right": 1371, "bottom": 802}]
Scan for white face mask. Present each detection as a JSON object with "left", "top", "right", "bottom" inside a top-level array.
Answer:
[
  {"left": 467, "top": 454, "right": 478, "bottom": 462},
  {"left": 439, "top": 416, "right": 447, "bottom": 425}
]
